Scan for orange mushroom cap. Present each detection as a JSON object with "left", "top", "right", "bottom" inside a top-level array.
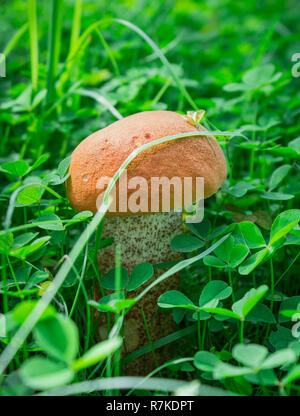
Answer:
[{"left": 66, "top": 111, "right": 227, "bottom": 215}]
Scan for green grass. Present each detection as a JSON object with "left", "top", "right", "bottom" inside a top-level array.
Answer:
[
  {"left": 27, "top": 0, "right": 39, "bottom": 91},
  {"left": 0, "top": 0, "right": 300, "bottom": 397}
]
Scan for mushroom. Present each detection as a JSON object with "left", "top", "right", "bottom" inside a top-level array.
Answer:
[{"left": 66, "top": 110, "right": 227, "bottom": 374}]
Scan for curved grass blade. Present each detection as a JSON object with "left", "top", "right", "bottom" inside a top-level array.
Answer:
[
  {"left": 0, "top": 24, "right": 28, "bottom": 67},
  {"left": 0, "top": 128, "right": 242, "bottom": 376},
  {"left": 114, "top": 18, "right": 198, "bottom": 110},
  {"left": 66, "top": 18, "right": 198, "bottom": 110},
  {"left": 77, "top": 89, "right": 123, "bottom": 120},
  {"left": 46, "top": 0, "right": 63, "bottom": 105}
]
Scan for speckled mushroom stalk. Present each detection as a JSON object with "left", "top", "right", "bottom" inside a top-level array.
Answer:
[
  {"left": 66, "top": 110, "right": 227, "bottom": 375},
  {"left": 97, "top": 211, "right": 182, "bottom": 374}
]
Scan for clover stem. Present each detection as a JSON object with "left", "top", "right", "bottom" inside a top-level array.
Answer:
[
  {"left": 208, "top": 266, "right": 212, "bottom": 282},
  {"left": 249, "top": 149, "right": 255, "bottom": 179},
  {"left": 252, "top": 271, "right": 256, "bottom": 288},
  {"left": 240, "top": 319, "right": 244, "bottom": 343},
  {"left": 225, "top": 139, "right": 233, "bottom": 186},
  {"left": 1, "top": 254, "right": 8, "bottom": 315},
  {"left": 197, "top": 311, "right": 201, "bottom": 350},
  {"left": 141, "top": 306, "right": 160, "bottom": 371},
  {"left": 228, "top": 268, "right": 235, "bottom": 302},
  {"left": 201, "top": 320, "right": 207, "bottom": 350},
  {"left": 270, "top": 258, "right": 274, "bottom": 312}
]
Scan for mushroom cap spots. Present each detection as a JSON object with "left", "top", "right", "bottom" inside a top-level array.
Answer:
[{"left": 66, "top": 111, "right": 227, "bottom": 215}]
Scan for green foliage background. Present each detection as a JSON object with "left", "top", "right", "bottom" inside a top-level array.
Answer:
[{"left": 0, "top": 0, "right": 299, "bottom": 397}]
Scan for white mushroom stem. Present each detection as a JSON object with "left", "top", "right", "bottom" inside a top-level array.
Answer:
[{"left": 96, "top": 211, "right": 182, "bottom": 375}]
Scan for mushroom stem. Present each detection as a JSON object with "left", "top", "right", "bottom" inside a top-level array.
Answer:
[{"left": 96, "top": 211, "right": 182, "bottom": 375}]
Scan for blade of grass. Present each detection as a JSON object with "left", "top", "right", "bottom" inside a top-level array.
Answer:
[
  {"left": 1, "top": 255, "right": 8, "bottom": 315},
  {"left": 77, "top": 89, "right": 123, "bottom": 120},
  {"left": 121, "top": 324, "right": 197, "bottom": 365},
  {"left": 37, "top": 376, "right": 189, "bottom": 396},
  {"left": 46, "top": 0, "right": 63, "bottom": 105},
  {"left": 110, "top": 245, "right": 122, "bottom": 394},
  {"left": 36, "top": 375, "right": 232, "bottom": 396},
  {"left": 275, "top": 252, "right": 300, "bottom": 288},
  {"left": 95, "top": 29, "right": 120, "bottom": 77},
  {"left": 69, "top": 245, "right": 88, "bottom": 319},
  {"left": 27, "top": 0, "right": 39, "bottom": 91},
  {"left": 3, "top": 183, "right": 63, "bottom": 231},
  {"left": 113, "top": 18, "right": 198, "bottom": 110},
  {"left": 66, "top": 18, "right": 197, "bottom": 110},
  {"left": 0, "top": 23, "right": 28, "bottom": 67},
  {"left": 141, "top": 306, "right": 160, "bottom": 371},
  {"left": 134, "top": 233, "right": 230, "bottom": 305},
  {"left": 126, "top": 357, "right": 193, "bottom": 395},
  {"left": 69, "top": 0, "right": 82, "bottom": 56}
]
